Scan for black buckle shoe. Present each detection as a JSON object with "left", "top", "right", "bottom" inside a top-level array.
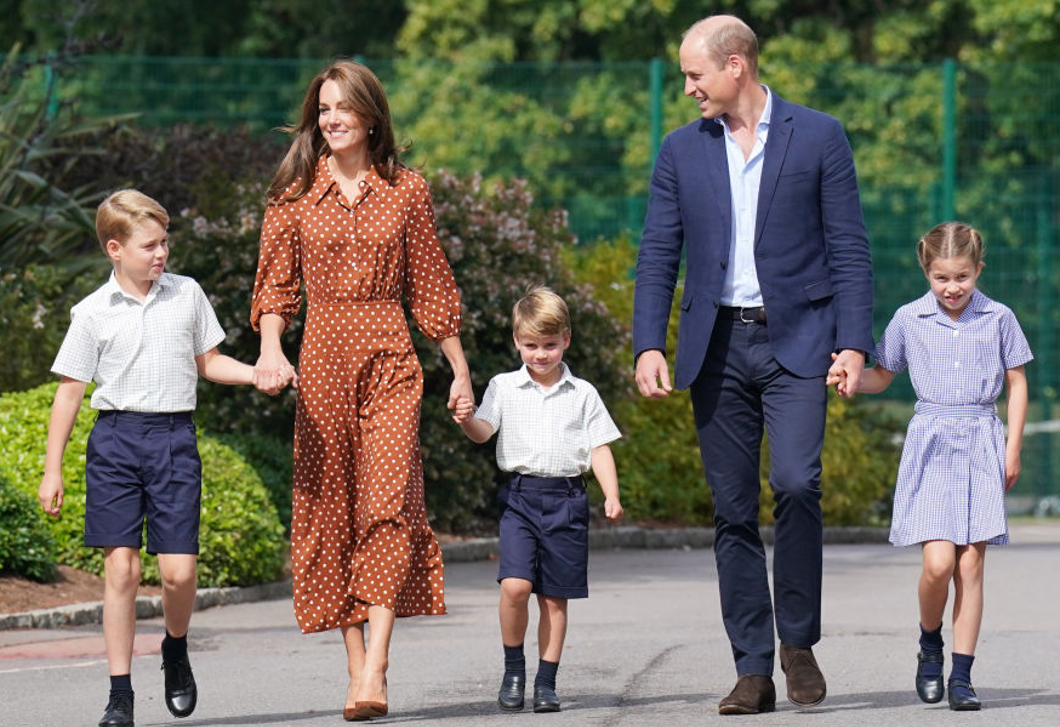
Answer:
[
  {"left": 162, "top": 655, "right": 198, "bottom": 718},
  {"left": 947, "top": 679, "right": 982, "bottom": 711},
  {"left": 915, "top": 651, "right": 945, "bottom": 703},
  {"left": 498, "top": 673, "right": 525, "bottom": 711},
  {"left": 99, "top": 692, "right": 134, "bottom": 727},
  {"left": 533, "top": 685, "right": 561, "bottom": 713}
]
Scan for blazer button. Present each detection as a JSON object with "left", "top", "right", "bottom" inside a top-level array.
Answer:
[{"left": 720, "top": 261, "right": 727, "bottom": 269}]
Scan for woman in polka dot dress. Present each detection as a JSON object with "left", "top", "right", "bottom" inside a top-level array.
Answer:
[{"left": 251, "top": 60, "right": 471, "bottom": 721}]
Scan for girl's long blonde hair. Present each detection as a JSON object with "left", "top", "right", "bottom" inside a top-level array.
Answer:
[{"left": 267, "top": 60, "right": 406, "bottom": 203}]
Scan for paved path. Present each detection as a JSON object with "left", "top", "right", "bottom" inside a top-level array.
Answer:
[{"left": 2, "top": 524, "right": 1058, "bottom": 726}]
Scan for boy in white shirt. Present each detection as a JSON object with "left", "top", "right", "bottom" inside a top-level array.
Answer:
[
  {"left": 39, "top": 189, "right": 260, "bottom": 727},
  {"left": 453, "top": 285, "right": 622, "bottom": 713}
]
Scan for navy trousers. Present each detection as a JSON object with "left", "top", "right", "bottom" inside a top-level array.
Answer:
[{"left": 689, "top": 317, "right": 826, "bottom": 676}]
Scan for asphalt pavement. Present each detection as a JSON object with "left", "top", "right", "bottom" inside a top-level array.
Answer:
[{"left": 2, "top": 523, "right": 1058, "bottom": 726}]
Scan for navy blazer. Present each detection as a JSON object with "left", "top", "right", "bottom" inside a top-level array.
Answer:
[{"left": 633, "top": 93, "right": 875, "bottom": 389}]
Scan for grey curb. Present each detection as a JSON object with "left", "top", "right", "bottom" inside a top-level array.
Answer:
[{"left": 0, "top": 526, "right": 887, "bottom": 631}]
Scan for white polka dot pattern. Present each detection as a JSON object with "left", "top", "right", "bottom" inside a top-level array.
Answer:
[{"left": 251, "top": 156, "right": 460, "bottom": 633}]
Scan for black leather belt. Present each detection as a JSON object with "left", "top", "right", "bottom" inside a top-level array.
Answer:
[{"left": 718, "top": 306, "right": 766, "bottom": 324}]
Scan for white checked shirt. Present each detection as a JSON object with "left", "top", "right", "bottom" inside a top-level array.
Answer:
[
  {"left": 716, "top": 85, "right": 772, "bottom": 307},
  {"left": 52, "top": 272, "right": 226, "bottom": 412},
  {"left": 474, "top": 362, "right": 621, "bottom": 477}
]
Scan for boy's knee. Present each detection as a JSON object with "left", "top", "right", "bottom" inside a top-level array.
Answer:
[
  {"left": 500, "top": 578, "right": 533, "bottom": 603},
  {"left": 105, "top": 552, "right": 142, "bottom": 591}
]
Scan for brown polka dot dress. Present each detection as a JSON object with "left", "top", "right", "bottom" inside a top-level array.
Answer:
[{"left": 251, "top": 156, "right": 458, "bottom": 633}]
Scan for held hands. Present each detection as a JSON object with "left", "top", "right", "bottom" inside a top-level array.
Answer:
[
  {"left": 253, "top": 350, "right": 298, "bottom": 396},
  {"left": 447, "top": 373, "right": 473, "bottom": 423},
  {"left": 826, "top": 350, "right": 865, "bottom": 398},
  {"left": 451, "top": 395, "right": 475, "bottom": 424}
]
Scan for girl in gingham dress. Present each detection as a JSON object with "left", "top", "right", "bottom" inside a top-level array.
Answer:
[{"left": 830, "top": 222, "right": 1031, "bottom": 711}]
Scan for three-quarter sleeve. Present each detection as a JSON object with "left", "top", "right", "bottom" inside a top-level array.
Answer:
[
  {"left": 403, "top": 174, "right": 462, "bottom": 341},
  {"left": 251, "top": 200, "right": 302, "bottom": 331}
]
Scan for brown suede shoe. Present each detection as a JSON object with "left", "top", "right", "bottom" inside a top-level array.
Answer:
[
  {"left": 718, "top": 675, "right": 776, "bottom": 715},
  {"left": 779, "top": 644, "right": 827, "bottom": 707}
]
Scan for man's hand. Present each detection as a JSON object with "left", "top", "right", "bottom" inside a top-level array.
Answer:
[
  {"left": 635, "top": 349, "right": 673, "bottom": 399},
  {"left": 828, "top": 349, "right": 865, "bottom": 398}
]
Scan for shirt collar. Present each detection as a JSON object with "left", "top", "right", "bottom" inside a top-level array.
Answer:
[
  {"left": 514, "top": 361, "right": 574, "bottom": 391},
  {"left": 714, "top": 84, "right": 773, "bottom": 134},
  {"left": 911, "top": 288, "right": 995, "bottom": 320},
  {"left": 310, "top": 154, "right": 387, "bottom": 206},
  {"left": 105, "top": 270, "right": 170, "bottom": 303}
]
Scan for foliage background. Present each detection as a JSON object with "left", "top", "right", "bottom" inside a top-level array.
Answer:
[{"left": 2, "top": 0, "right": 1053, "bottom": 583}]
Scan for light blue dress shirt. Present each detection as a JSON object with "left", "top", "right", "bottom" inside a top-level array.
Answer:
[{"left": 716, "top": 86, "right": 773, "bottom": 307}]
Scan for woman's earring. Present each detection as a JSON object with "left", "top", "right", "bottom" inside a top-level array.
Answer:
[{"left": 369, "top": 127, "right": 375, "bottom": 135}]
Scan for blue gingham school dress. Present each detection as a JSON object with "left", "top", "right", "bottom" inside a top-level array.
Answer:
[{"left": 874, "top": 290, "right": 1033, "bottom": 547}]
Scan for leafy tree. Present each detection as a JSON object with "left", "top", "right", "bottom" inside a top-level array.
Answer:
[
  {"left": 0, "top": 44, "right": 118, "bottom": 270},
  {"left": 6, "top": 0, "right": 406, "bottom": 58}
]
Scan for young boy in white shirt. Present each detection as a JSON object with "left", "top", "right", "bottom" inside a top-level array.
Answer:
[
  {"left": 453, "top": 285, "right": 623, "bottom": 713},
  {"left": 39, "top": 189, "right": 262, "bottom": 727}
]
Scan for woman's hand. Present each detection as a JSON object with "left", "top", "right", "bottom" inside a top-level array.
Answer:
[
  {"left": 448, "top": 373, "right": 473, "bottom": 417},
  {"left": 451, "top": 395, "right": 475, "bottom": 424},
  {"left": 254, "top": 349, "right": 297, "bottom": 396}
]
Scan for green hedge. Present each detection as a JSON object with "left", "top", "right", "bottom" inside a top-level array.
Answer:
[
  {"left": 0, "top": 473, "right": 58, "bottom": 582},
  {"left": 0, "top": 382, "right": 286, "bottom": 586}
]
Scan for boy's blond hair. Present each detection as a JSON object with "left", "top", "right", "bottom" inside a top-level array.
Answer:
[
  {"left": 96, "top": 189, "right": 169, "bottom": 252},
  {"left": 512, "top": 286, "right": 571, "bottom": 339}
]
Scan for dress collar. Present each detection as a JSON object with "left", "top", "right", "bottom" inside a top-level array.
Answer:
[
  {"left": 910, "top": 288, "right": 995, "bottom": 320},
  {"left": 310, "top": 155, "right": 387, "bottom": 206}
]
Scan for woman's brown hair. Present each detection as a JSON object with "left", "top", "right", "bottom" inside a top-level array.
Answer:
[{"left": 267, "top": 60, "right": 406, "bottom": 203}]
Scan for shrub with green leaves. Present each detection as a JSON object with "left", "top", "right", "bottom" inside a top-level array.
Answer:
[
  {"left": 0, "top": 262, "right": 105, "bottom": 394},
  {"left": 172, "top": 169, "right": 629, "bottom": 533},
  {"left": 213, "top": 431, "right": 293, "bottom": 534},
  {"left": 0, "top": 382, "right": 286, "bottom": 586},
  {"left": 0, "top": 473, "right": 58, "bottom": 582}
]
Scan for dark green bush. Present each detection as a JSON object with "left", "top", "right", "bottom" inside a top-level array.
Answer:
[
  {"left": 0, "top": 382, "right": 286, "bottom": 586},
  {"left": 0, "top": 473, "right": 58, "bottom": 582},
  {"left": 416, "top": 172, "right": 629, "bottom": 532},
  {"left": 172, "top": 168, "right": 630, "bottom": 533},
  {"left": 213, "top": 431, "right": 293, "bottom": 534},
  {"left": 0, "top": 262, "right": 106, "bottom": 394}
]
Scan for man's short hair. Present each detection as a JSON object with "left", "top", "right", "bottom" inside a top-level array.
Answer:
[
  {"left": 512, "top": 285, "right": 571, "bottom": 339},
  {"left": 96, "top": 189, "right": 170, "bottom": 251},
  {"left": 684, "top": 15, "right": 759, "bottom": 77}
]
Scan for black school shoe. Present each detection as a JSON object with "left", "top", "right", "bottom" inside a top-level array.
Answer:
[
  {"left": 162, "top": 654, "right": 198, "bottom": 717},
  {"left": 915, "top": 650, "right": 945, "bottom": 703},
  {"left": 98, "top": 692, "right": 134, "bottom": 727},
  {"left": 498, "top": 672, "right": 526, "bottom": 711},
  {"left": 533, "top": 685, "right": 561, "bottom": 713},
  {"left": 947, "top": 679, "right": 982, "bottom": 711}
]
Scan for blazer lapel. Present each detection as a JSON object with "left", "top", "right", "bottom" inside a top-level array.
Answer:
[
  {"left": 754, "top": 96, "right": 793, "bottom": 249},
  {"left": 696, "top": 119, "right": 731, "bottom": 239}
]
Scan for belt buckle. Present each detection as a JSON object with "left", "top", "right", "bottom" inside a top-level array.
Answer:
[{"left": 739, "top": 306, "right": 754, "bottom": 324}]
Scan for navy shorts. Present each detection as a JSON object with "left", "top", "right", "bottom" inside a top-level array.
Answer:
[
  {"left": 84, "top": 410, "right": 202, "bottom": 555},
  {"left": 497, "top": 474, "right": 590, "bottom": 599}
]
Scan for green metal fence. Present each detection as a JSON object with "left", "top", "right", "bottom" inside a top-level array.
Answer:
[{"left": 41, "top": 55, "right": 1060, "bottom": 501}]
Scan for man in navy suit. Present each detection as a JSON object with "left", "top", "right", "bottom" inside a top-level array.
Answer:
[{"left": 633, "top": 15, "right": 874, "bottom": 714}]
